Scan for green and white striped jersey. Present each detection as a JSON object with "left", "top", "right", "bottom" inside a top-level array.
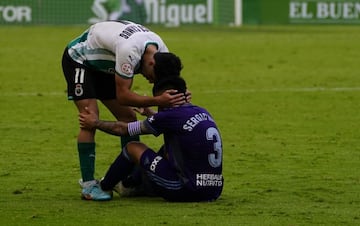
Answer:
[{"left": 67, "top": 20, "right": 168, "bottom": 79}]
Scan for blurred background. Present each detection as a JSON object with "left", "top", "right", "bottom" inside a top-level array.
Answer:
[{"left": 2, "top": 0, "right": 359, "bottom": 27}]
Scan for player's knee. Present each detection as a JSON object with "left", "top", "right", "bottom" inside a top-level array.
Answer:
[
  {"left": 126, "top": 141, "right": 148, "bottom": 153},
  {"left": 126, "top": 141, "right": 148, "bottom": 163}
]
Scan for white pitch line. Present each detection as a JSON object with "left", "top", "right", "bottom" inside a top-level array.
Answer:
[{"left": 1, "top": 87, "right": 360, "bottom": 97}]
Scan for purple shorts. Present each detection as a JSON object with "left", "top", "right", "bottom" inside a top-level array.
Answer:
[{"left": 139, "top": 148, "right": 221, "bottom": 202}]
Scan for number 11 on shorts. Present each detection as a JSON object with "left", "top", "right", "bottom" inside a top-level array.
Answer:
[{"left": 75, "top": 68, "right": 85, "bottom": 84}]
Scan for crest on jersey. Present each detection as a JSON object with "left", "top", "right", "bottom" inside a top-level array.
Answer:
[
  {"left": 75, "top": 84, "right": 83, "bottom": 96},
  {"left": 121, "top": 63, "right": 133, "bottom": 75}
]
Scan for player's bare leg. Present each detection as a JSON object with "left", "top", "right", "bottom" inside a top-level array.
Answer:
[{"left": 74, "top": 98, "right": 112, "bottom": 201}]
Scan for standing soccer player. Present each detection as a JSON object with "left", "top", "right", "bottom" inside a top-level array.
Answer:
[
  {"left": 79, "top": 74, "right": 224, "bottom": 202},
  {"left": 61, "top": 20, "right": 186, "bottom": 201}
]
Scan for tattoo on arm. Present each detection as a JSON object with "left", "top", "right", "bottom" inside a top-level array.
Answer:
[
  {"left": 95, "top": 120, "right": 128, "bottom": 136},
  {"left": 94, "top": 120, "right": 154, "bottom": 136}
]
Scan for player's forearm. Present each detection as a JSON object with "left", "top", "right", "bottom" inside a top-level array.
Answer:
[
  {"left": 115, "top": 76, "right": 158, "bottom": 107},
  {"left": 117, "top": 91, "right": 159, "bottom": 107},
  {"left": 94, "top": 120, "right": 128, "bottom": 136}
]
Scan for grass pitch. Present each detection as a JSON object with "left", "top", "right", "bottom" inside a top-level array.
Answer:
[{"left": 0, "top": 25, "right": 360, "bottom": 225}]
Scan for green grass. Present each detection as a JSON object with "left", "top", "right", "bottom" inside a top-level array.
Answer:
[{"left": 1, "top": 25, "right": 360, "bottom": 225}]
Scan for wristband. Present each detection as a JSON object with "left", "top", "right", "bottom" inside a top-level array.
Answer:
[{"left": 127, "top": 121, "right": 141, "bottom": 136}]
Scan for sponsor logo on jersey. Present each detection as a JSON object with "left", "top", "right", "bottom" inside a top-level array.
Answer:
[
  {"left": 148, "top": 116, "right": 155, "bottom": 123},
  {"left": 196, "top": 173, "right": 223, "bottom": 187},
  {"left": 150, "top": 156, "right": 162, "bottom": 172}
]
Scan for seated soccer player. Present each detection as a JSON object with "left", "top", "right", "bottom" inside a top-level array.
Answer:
[{"left": 79, "top": 73, "right": 223, "bottom": 202}]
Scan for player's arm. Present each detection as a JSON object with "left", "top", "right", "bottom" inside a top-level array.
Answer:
[
  {"left": 79, "top": 107, "right": 153, "bottom": 136},
  {"left": 133, "top": 106, "right": 157, "bottom": 117},
  {"left": 115, "top": 75, "right": 186, "bottom": 108},
  {"left": 92, "top": 120, "right": 152, "bottom": 136}
]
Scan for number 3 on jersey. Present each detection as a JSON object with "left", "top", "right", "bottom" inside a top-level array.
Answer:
[{"left": 206, "top": 127, "right": 222, "bottom": 168}]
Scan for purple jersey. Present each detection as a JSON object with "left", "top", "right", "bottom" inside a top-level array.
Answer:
[{"left": 144, "top": 104, "right": 223, "bottom": 196}]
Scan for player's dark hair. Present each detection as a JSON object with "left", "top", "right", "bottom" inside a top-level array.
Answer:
[
  {"left": 154, "top": 52, "right": 183, "bottom": 81},
  {"left": 152, "top": 76, "right": 187, "bottom": 96}
]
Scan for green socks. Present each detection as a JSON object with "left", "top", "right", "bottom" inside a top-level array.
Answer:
[
  {"left": 77, "top": 142, "right": 95, "bottom": 182},
  {"left": 77, "top": 136, "right": 138, "bottom": 182}
]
